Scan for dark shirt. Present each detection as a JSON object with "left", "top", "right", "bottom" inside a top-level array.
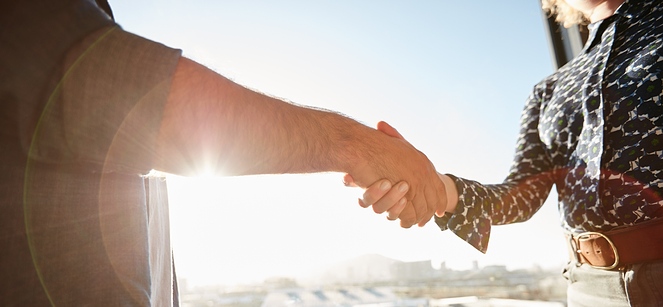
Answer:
[
  {"left": 435, "top": 0, "right": 663, "bottom": 253},
  {"left": 1, "top": 0, "right": 181, "bottom": 305}
]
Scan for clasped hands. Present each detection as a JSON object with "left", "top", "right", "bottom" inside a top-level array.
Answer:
[{"left": 344, "top": 121, "right": 451, "bottom": 228}]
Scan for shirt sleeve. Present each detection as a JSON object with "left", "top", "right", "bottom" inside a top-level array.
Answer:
[
  {"left": 434, "top": 80, "right": 558, "bottom": 253},
  {"left": 29, "top": 25, "right": 182, "bottom": 174}
]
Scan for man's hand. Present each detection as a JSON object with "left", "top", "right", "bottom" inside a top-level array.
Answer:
[
  {"left": 346, "top": 121, "right": 447, "bottom": 228},
  {"left": 157, "top": 58, "right": 446, "bottom": 225}
]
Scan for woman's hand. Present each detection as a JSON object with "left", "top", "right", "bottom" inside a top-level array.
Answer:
[{"left": 343, "top": 175, "right": 409, "bottom": 221}]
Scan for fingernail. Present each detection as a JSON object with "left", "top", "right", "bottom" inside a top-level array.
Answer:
[
  {"left": 398, "top": 182, "right": 409, "bottom": 193},
  {"left": 398, "top": 197, "right": 407, "bottom": 207},
  {"left": 380, "top": 181, "right": 391, "bottom": 191}
]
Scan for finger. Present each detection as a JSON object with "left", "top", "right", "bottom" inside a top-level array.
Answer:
[
  {"left": 419, "top": 176, "right": 447, "bottom": 226},
  {"left": 416, "top": 195, "right": 435, "bottom": 227},
  {"left": 386, "top": 197, "right": 407, "bottom": 221},
  {"left": 398, "top": 201, "right": 417, "bottom": 228},
  {"left": 376, "top": 121, "right": 405, "bottom": 140},
  {"left": 409, "top": 190, "right": 428, "bottom": 225},
  {"left": 417, "top": 209, "right": 435, "bottom": 227},
  {"left": 343, "top": 173, "right": 358, "bottom": 187},
  {"left": 372, "top": 181, "right": 409, "bottom": 214},
  {"left": 361, "top": 179, "right": 392, "bottom": 208},
  {"left": 358, "top": 198, "right": 369, "bottom": 208}
]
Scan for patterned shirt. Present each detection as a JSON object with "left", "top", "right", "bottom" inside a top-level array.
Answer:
[{"left": 435, "top": 0, "right": 663, "bottom": 253}]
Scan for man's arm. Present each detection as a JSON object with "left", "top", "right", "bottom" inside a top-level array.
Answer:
[{"left": 155, "top": 57, "right": 446, "bottom": 227}]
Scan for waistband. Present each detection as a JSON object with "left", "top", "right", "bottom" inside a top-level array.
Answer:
[{"left": 566, "top": 217, "right": 663, "bottom": 270}]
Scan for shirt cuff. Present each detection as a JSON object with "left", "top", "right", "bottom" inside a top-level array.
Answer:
[{"left": 433, "top": 174, "right": 491, "bottom": 253}]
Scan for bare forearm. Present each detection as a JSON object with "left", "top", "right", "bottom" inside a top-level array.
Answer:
[{"left": 156, "top": 57, "right": 375, "bottom": 176}]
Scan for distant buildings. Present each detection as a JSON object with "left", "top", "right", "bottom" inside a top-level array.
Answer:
[
  {"left": 179, "top": 254, "right": 568, "bottom": 307},
  {"left": 259, "top": 288, "right": 565, "bottom": 307},
  {"left": 260, "top": 287, "right": 429, "bottom": 307},
  {"left": 392, "top": 260, "right": 437, "bottom": 281}
]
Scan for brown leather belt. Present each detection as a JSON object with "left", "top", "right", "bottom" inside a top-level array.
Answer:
[{"left": 566, "top": 217, "right": 663, "bottom": 270}]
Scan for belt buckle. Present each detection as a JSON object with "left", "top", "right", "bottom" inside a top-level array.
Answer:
[
  {"left": 576, "top": 231, "right": 621, "bottom": 270},
  {"left": 567, "top": 234, "right": 581, "bottom": 265}
]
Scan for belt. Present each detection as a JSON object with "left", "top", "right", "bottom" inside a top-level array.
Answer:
[{"left": 566, "top": 217, "right": 663, "bottom": 270}]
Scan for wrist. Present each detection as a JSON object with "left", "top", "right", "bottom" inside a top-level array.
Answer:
[
  {"left": 289, "top": 107, "right": 373, "bottom": 175},
  {"left": 439, "top": 173, "right": 458, "bottom": 213},
  {"left": 331, "top": 117, "right": 380, "bottom": 177}
]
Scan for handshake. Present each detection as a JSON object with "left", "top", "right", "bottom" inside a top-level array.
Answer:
[
  {"left": 158, "top": 59, "right": 455, "bottom": 228},
  {"left": 341, "top": 121, "right": 457, "bottom": 228}
]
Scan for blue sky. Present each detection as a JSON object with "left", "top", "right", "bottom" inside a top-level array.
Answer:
[{"left": 111, "top": 1, "right": 568, "bottom": 286}]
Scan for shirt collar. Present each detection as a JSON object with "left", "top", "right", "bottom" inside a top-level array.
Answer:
[{"left": 582, "top": 16, "right": 617, "bottom": 54}]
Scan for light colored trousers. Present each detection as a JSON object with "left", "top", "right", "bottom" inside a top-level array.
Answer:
[{"left": 563, "top": 260, "right": 663, "bottom": 307}]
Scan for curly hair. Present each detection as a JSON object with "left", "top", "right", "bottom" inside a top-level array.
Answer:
[{"left": 542, "top": 0, "right": 589, "bottom": 27}]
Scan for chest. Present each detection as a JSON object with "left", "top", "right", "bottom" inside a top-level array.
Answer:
[{"left": 538, "top": 19, "right": 663, "bottom": 156}]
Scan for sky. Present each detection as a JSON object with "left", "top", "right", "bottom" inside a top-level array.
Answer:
[{"left": 111, "top": 1, "right": 569, "bottom": 286}]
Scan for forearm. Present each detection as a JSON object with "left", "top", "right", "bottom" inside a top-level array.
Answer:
[{"left": 156, "top": 57, "right": 376, "bottom": 177}]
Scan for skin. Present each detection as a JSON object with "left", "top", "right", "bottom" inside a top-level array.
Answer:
[
  {"left": 155, "top": 57, "right": 447, "bottom": 228},
  {"left": 564, "top": 0, "right": 625, "bottom": 23},
  {"left": 351, "top": 0, "right": 626, "bottom": 226},
  {"left": 344, "top": 122, "right": 457, "bottom": 226}
]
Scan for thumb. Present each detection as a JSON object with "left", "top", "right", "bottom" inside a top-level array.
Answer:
[
  {"left": 342, "top": 173, "right": 358, "bottom": 187},
  {"left": 376, "top": 121, "right": 405, "bottom": 140}
]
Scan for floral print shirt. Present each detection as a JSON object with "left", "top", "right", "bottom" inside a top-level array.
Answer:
[{"left": 435, "top": 0, "right": 663, "bottom": 253}]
